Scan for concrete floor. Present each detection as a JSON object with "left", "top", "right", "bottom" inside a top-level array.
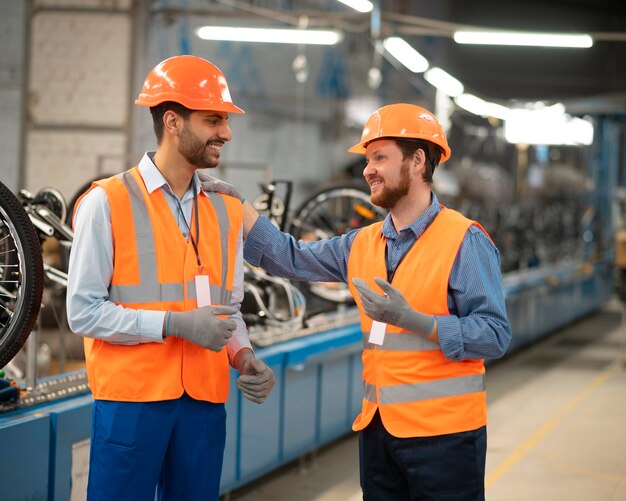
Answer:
[{"left": 223, "top": 299, "right": 626, "bottom": 501}]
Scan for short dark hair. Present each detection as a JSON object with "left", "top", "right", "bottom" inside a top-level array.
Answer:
[
  {"left": 395, "top": 138, "right": 442, "bottom": 184},
  {"left": 149, "top": 101, "right": 193, "bottom": 143}
]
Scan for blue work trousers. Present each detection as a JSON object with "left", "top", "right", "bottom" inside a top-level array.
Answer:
[
  {"left": 359, "top": 411, "right": 486, "bottom": 500},
  {"left": 87, "top": 393, "right": 226, "bottom": 501}
]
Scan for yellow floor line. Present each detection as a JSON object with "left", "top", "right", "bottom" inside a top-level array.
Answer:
[
  {"left": 551, "top": 461, "right": 626, "bottom": 484},
  {"left": 486, "top": 361, "right": 621, "bottom": 490}
]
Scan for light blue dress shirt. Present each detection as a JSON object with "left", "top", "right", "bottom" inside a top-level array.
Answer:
[
  {"left": 244, "top": 192, "right": 511, "bottom": 361},
  {"left": 66, "top": 152, "right": 251, "bottom": 361}
]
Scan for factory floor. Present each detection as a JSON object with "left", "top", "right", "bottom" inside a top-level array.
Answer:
[{"left": 223, "top": 298, "right": 626, "bottom": 501}]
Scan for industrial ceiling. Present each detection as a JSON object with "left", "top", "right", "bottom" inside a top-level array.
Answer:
[
  {"left": 183, "top": 0, "right": 626, "bottom": 112},
  {"left": 420, "top": 0, "right": 626, "bottom": 105}
]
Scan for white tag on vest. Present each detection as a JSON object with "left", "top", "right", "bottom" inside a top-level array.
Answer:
[
  {"left": 368, "top": 320, "right": 386, "bottom": 345},
  {"left": 195, "top": 275, "right": 212, "bottom": 307}
]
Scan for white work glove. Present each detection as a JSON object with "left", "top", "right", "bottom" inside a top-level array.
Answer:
[
  {"left": 197, "top": 172, "right": 244, "bottom": 202},
  {"left": 166, "top": 305, "right": 237, "bottom": 351},
  {"left": 352, "top": 277, "right": 435, "bottom": 337},
  {"left": 233, "top": 349, "right": 275, "bottom": 404}
]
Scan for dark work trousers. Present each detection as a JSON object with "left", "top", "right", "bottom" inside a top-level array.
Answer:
[
  {"left": 359, "top": 411, "right": 486, "bottom": 500},
  {"left": 87, "top": 393, "right": 226, "bottom": 501}
]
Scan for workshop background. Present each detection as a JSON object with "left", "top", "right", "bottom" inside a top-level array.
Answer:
[{"left": 1, "top": 1, "right": 626, "bottom": 500}]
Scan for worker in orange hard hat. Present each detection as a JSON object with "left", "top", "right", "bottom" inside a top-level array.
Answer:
[
  {"left": 67, "top": 55, "right": 275, "bottom": 501},
  {"left": 202, "top": 102, "right": 511, "bottom": 500}
]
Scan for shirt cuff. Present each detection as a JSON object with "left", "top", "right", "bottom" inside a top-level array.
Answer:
[
  {"left": 227, "top": 332, "right": 254, "bottom": 363},
  {"left": 139, "top": 310, "right": 168, "bottom": 343},
  {"left": 244, "top": 216, "right": 276, "bottom": 266},
  {"left": 226, "top": 310, "right": 253, "bottom": 362},
  {"left": 435, "top": 315, "right": 463, "bottom": 361}
]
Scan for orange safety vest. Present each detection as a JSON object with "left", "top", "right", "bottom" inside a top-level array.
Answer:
[
  {"left": 75, "top": 167, "right": 242, "bottom": 403},
  {"left": 347, "top": 207, "right": 489, "bottom": 438}
]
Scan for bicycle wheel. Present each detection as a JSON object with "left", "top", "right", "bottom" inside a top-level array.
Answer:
[
  {"left": 287, "top": 183, "right": 387, "bottom": 304},
  {"left": 0, "top": 181, "right": 44, "bottom": 369}
]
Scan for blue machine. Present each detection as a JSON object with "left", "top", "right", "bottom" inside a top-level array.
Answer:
[{"left": 0, "top": 114, "right": 623, "bottom": 499}]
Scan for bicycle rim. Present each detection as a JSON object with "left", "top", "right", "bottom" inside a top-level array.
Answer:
[{"left": 0, "top": 182, "right": 44, "bottom": 369}]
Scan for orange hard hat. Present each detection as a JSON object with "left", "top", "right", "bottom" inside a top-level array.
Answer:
[
  {"left": 135, "top": 55, "right": 244, "bottom": 114},
  {"left": 348, "top": 103, "right": 450, "bottom": 163}
]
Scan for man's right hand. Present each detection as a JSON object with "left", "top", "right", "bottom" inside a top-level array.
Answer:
[{"left": 166, "top": 305, "right": 237, "bottom": 351}]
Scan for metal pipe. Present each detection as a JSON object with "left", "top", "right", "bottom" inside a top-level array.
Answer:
[
  {"left": 25, "top": 315, "right": 38, "bottom": 390},
  {"left": 17, "top": 0, "right": 33, "bottom": 192}
]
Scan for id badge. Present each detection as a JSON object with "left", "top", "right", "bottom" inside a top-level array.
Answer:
[
  {"left": 368, "top": 320, "right": 386, "bottom": 346},
  {"left": 195, "top": 275, "right": 212, "bottom": 307}
]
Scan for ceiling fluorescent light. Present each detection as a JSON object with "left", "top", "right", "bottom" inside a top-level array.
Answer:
[
  {"left": 454, "top": 93, "right": 510, "bottom": 120},
  {"left": 454, "top": 31, "right": 593, "bottom": 48},
  {"left": 337, "top": 0, "right": 373, "bottom": 13},
  {"left": 504, "top": 107, "right": 593, "bottom": 145},
  {"left": 196, "top": 26, "right": 342, "bottom": 45},
  {"left": 424, "top": 67, "right": 464, "bottom": 97},
  {"left": 383, "top": 37, "right": 429, "bottom": 73}
]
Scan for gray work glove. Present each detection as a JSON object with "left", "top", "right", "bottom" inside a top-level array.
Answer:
[
  {"left": 352, "top": 277, "right": 435, "bottom": 337},
  {"left": 234, "top": 349, "right": 275, "bottom": 404},
  {"left": 197, "top": 172, "right": 244, "bottom": 202},
  {"left": 166, "top": 305, "right": 237, "bottom": 351}
]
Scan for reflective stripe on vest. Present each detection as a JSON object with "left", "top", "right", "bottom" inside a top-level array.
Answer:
[
  {"left": 208, "top": 192, "right": 232, "bottom": 305},
  {"left": 107, "top": 172, "right": 232, "bottom": 305},
  {"left": 362, "top": 331, "right": 439, "bottom": 351},
  {"left": 364, "top": 373, "right": 485, "bottom": 404}
]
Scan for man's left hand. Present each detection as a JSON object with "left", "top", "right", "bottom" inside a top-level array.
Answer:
[
  {"left": 352, "top": 277, "right": 435, "bottom": 337},
  {"left": 197, "top": 171, "right": 244, "bottom": 202},
  {"left": 234, "top": 350, "right": 275, "bottom": 404}
]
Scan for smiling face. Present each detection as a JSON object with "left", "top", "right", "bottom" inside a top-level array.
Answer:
[
  {"left": 177, "top": 110, "right": 232, "bottom": 169},
  {"left": 363, "top": 139, "right": 414, "bottom": 209}
]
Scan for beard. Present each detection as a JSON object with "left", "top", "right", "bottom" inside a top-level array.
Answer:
[
  {"left": 370, "top": 160, "right": 411, "bottom": 209},
  {"left": 178, "top": 123, "right": 219, "bottom": 169}
]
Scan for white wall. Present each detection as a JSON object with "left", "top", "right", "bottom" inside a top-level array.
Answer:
[
  {"left": 23, "top": 0, "right": 132, "bottom": 201},
  {"left": 0, "top": 0, "right": 26, "bottom": 192}
]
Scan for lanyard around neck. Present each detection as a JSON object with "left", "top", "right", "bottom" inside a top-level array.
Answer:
[{"left": 171, "top": 178, "right": 203, "bottom": 271}]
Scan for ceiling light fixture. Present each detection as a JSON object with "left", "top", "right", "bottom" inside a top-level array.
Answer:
[
  {"left": 337, "top": 0, "right": 373, "bottom": 13},
  {"left": 196, "top": 26, "right": 343, "bottom": 45},
  {"left": 453, "top": 31, "right": 593, "bottom": 48},
  {"left": 454, "top": 93, "right": 510, "bottom": 120},
  {"left": 424, "top": 67, "right": 464, "bottom": 97},
  {"left": 383, "top": 37, "right": 429, "bottom": 73},
  {"left": 504, "top": 107, "right": 593, "bottom": 145}
]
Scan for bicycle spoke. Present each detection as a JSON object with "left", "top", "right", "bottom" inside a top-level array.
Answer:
[
  {"left": 307, "top": 212, "right": 340, "bottom": 236},
  {"left": 0, "top": 284, "right": 17, "bottom": 299}
]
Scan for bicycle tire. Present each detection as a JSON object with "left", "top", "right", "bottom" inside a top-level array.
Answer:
[
  {"left": 287, "top": 183, "right": 386, "bottom": 304},
  {"left": 0, "top": 181, "right": 44, "bottom": 369}
]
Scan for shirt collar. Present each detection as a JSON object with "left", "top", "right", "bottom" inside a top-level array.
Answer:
[
  {"left": 381, "top": 192, "right": 441, "bottom": 240},
  {"left": 138, "top": 151, "right": 202, "bottom": 201}
]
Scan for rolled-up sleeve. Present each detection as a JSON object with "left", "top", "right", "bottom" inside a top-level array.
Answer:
[{"left": 436, "top": 226, "right": 511, "bottom": 361}]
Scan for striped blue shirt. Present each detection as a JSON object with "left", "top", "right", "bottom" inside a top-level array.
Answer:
[{"left": 244, "top": 192, "right": 511, "bottom": 361}]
